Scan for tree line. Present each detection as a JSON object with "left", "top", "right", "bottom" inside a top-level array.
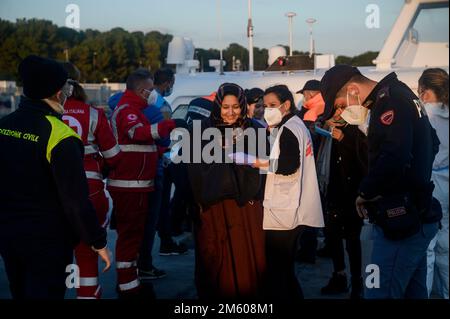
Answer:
[{"left": 0, "top": 18, "right": 378, "bottom": 83}]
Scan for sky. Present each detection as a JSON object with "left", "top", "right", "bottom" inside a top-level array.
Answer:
[{"left": 0, "top": 0, "right": 448, "bottom": 56}]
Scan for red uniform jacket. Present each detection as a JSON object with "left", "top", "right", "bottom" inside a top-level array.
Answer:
[
  {"left": 63, "top": 98, "right": 121, "bottom": 194},
  {"left": 107, "top": 90, "right": 175, "bottom": 193}
]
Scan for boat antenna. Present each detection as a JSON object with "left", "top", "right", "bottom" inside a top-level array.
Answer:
[
  {"left": 247, "top": 0, "right": 255, "bottom": 72},
  {"left": 217, "top": 0, "right": 225, "bottom": 75}
]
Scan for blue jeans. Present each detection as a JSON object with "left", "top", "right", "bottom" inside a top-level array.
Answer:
[{"left": 366, "top": 222, "right": 439, "bottom": 299}]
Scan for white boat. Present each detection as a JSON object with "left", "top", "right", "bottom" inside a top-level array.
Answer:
[{"left": 165, "top": 0, "right": 449, "bottom": 118}]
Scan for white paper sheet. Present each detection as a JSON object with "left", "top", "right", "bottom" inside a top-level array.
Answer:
[{"left": 228, "top": 152, "right": 257, "bottom": 165}]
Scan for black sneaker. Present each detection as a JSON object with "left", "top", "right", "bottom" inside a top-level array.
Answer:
[
  {"left": 138, "top": 266, "right": 167, "bottom": 280},
  {"left": 350, "top": 277, "right": 364, "bottom": 299},
  {"left": 321, "top": 272, "right": 348, "bottom": 295},
  {"left": 159, "top": 241, "right": 188, "bottom": 256}
]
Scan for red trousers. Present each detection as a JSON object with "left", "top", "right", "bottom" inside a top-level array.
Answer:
[
  {"left": 74, "top": 187, "right": 109, "bottom": 299},
  {"left": 109, "top": 191, "right": 148, "bottom": 295}
]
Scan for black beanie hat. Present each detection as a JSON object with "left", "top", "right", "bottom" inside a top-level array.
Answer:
[{"left": 19, "top": 55, "right": 68, "bottom": 100}]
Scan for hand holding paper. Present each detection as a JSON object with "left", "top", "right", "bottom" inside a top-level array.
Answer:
[{"left": 228, "top": 152, "right": 257, "bottom": 165}]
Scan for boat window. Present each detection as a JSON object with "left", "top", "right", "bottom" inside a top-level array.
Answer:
[
  {"left": 411, "top": 6, "right": 449, "bottom": 42},
  {"left": 172, "top": 104, "right": 189, "bottom": 120}
]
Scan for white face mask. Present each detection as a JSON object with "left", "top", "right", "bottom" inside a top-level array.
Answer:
[
  {"left": 340, "top": 92, "right": 369, "bottom": 126},
  {"left": 42, "top": 89, "right": 69, "bottom": 115},
  {"left": 264, "top": 103, "right": 284, "bottom": 127},
  {"left": 357, "top": 112, "right": 370, "bottom": 136},
  {"left": 422, "top": 102, "right": 443, "bottom": 115},
  {"left": 145, "top": 89, "right": 158, "bottom": 106}
]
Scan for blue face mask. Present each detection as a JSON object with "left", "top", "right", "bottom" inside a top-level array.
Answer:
[{"left": 163, "top": 86, "right": 173, "bottom": 97}]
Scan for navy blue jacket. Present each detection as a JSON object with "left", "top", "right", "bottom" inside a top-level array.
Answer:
[{"left": 359, "top": 73, "right": 440, "bottom": 221}]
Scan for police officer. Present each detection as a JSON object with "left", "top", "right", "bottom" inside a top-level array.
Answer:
[
  {"left": 320, "top": 65, "right": 442, "bottom": 299},
  {"left": 0, "top": 55, "right": 111, "bottom": 299}
]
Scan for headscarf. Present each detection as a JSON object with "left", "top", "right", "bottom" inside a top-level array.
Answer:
[{"left": 211, "top": 83, "right": 249, "bottom": 129}]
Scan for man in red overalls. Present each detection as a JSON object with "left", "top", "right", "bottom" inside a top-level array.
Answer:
[
  {"left": 108, "top": 68, "right": 178, "bottom": 298},
  {"left": 62, "top": 62, "right": 122, "bottom": 299}
]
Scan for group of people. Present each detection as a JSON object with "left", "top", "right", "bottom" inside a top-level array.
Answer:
[{"left": 0, "top": 54, "right": 447, "bottom": 300}]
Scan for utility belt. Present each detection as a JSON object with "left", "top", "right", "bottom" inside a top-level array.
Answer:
[{"left": 365, "top": 182, "right": 441, "bottom": 240}]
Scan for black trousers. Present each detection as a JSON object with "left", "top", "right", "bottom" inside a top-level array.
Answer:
[
  {"left": 297, "top": 226, "right": 318, "bottom": 261},
  {"left": 327, "top": 212, "right": 362, "bottom": 278},
  {"left": 158, "top": 165, "right": 173, "bottom": 244},
  {"left": 158, "top": 163, "right": 194, "bottom": 242},
  {"left": 265, "top": 226, "right": 304, "bottom": 301},
  {"left": 0, "top": 237, "right": 73, "bottom": 299}
]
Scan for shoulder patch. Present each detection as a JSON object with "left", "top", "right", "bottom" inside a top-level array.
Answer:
[
  {"left": 380, "top": 110, "right": 394, "bottom": 126},
  {"left": 127, "top": 113, "right": 138, "bottom": 121}
]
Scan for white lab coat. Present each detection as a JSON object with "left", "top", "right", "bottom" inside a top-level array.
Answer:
[
  {"left": 263, "top": 116, "right": 324, "bottom": 230},
  {"left": 425, "top": 102, "right": 449, "bottom": 299}
]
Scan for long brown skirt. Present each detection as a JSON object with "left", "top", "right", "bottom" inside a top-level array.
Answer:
[{"left": 194, "top": 199, "right": 266, "bottom": 299}]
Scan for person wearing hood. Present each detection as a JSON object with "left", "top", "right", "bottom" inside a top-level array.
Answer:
[
  {"left": 419, "top": 68, "right": 449, "bottom": 299},
  {"left": 186, "top": 83, "right": 268, "bottom": 299},
  {"left": 320, "top": 106, "right": 368, "bottom": 299},
  {"left": 0, "top": 55, "right": 110, "bottom": 299}
]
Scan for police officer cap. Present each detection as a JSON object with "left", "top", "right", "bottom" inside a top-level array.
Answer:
[
  {"left": 19, "top": 55, "right": 68, "bottom": 100},
  {"left": 319, "top": 65, "right": 362, "bottom": 121},
  {"left": 296, "top": 79, "right": 321, "bottom": 94}
]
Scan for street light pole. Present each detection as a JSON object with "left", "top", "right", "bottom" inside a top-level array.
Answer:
[
  {"left": 92, "top": 51, "right": 98, "bottom": 82},
  {"left": 217, "top": 0, "right": 225, "bottom": 75},
  {"left": 285, "top": 12, "right": 297, "bottom": 56},
  {"left": 306, "top": 18, "right": 317, "bottom": 58},
  {"left": 93, "top": 51, "right": 97, "bottom": 70},
  {"left": 247, "top": 0, "right": 254, "bottom": 72}
]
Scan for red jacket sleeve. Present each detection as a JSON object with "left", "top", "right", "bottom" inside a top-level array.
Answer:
[
  {"left": 119, "top": 108, "right": 175, "bottom": 143},
  {"left": 93, "top": 107, "right": 122, "bottom": 168}
]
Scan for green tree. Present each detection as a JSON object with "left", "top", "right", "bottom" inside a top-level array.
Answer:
[
  {"left": 253, "top": 47, "right": 268, "bottom": 70},
  {"left": 145, "top": 31, "right": 172, "bottom": 67},
  {"left": 336, "top": 51, "right": 379, "bottom": 66},
  {"left": 223, "top": 43, "right": 248, "bottom": 71},
  {"left": 0, "top": 19, "right": 59, "bottom": 81},
  {"left": 194, "top": 48, "right": 220, "bottom": 72}
]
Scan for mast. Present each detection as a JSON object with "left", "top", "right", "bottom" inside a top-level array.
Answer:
[{"left": 247, "top": 0, "right": 254, "bottom": 72}]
